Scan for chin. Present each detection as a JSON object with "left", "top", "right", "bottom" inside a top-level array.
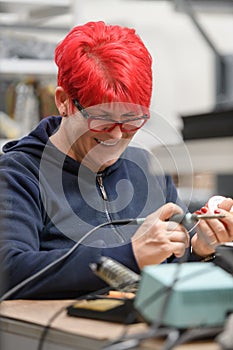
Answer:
[{"left": 98, "top": 159, "right": 118, "bottom": 171}]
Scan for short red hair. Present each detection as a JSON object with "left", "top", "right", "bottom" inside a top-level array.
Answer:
[{"left": 55, "top": 21, "right": 152, "bottom": 108}]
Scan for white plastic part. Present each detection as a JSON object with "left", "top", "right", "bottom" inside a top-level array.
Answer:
[{"left": 207, "top": 195, "right": 226, "bottom": 214}]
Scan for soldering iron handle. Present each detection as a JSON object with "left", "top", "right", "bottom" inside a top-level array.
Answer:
[
  {"left": 169, "top": 213, "right": 187, "bottom": 223},
  {"left": 169, "top": 213, "right": 197, "bottom": 232}
]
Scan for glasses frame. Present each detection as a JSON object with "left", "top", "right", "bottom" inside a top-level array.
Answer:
[{"left": 72, "top": 99, "right": 149, "bottom": 133}]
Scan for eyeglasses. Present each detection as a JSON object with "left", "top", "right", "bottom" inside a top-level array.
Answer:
[{"left": 72, "top": 99, "right": 149, "bottom": 133}]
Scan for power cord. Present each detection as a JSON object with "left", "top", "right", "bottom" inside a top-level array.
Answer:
[
  {"left": 37, "top": 286, "right": 111, "bottom": 350},
  {"left": 0, "top": 218, "right": 139, "bottom": 302}
]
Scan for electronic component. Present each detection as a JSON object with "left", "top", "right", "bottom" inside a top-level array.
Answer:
[{"left": 207, "top": 196, "right": 226, "bottom": 214}]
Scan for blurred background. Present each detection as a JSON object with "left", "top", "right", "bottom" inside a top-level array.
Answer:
[{"left": 0, "top": 0, "right": 233, "bottom": 210}]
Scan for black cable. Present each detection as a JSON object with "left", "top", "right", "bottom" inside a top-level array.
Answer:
[
  {"left": 37, "top": 302, "right": 72, "bottom": 350},
  {"left": 163, "top": 325, "right": 223, "bottom": 350},
  {"left": 37, "top": 286, "right": 111, "bottom": 350},
  {"left": 102, "top": 326, "right": 179, "bottom": 350},
  {"left": 0, "top": 218, "right": 139, "bottom": 302}
]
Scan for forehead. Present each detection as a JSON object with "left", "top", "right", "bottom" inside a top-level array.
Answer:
[{"left": 85, "top": 102, "right": 148, "bottom": 116}]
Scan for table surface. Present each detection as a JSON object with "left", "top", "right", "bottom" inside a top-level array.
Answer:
[{"left": 0, "top": 299, "right": 222, "bottom": 350}]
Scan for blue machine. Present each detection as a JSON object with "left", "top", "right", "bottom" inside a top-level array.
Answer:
[{"left": 134, "top": 262, "right": 233, "bottom": 329}]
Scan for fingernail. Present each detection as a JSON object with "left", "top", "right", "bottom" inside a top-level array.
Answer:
[
  {"left": 214, "top": 209, "right": 221, "bottom": 214},
  {"left": 201, "top": 207, "right": 208, "bottom": 213},
  {"left": 195, "top": 210, "right": 202, "bottom": 214}
]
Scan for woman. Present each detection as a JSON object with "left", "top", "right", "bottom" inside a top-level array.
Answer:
[{"left": 0, "top": 21, "right": 232, "bottom": 300}]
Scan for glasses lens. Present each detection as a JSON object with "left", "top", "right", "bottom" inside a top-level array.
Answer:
[
  {"left": 89, "top": 119, "right": 115, "bottom": 131},
  {"left": 121, "top": 118, "right": 147, "bottom": 131}
]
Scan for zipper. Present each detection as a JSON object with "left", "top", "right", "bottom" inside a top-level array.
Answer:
[
  {"left": 96, "top": 174, "right": 125, "bottom": 243},
  {"left": 96, "top": 175, "right": 108, "bottom": 201}
]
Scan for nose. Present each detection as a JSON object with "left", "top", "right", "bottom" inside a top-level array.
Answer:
[{"left": 106, "top": 124, "right": 124, "bottom": 139}]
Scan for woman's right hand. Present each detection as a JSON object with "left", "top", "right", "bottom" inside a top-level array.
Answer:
[{"left": 131, "top": 202, "right": 190, "bottom": 269}]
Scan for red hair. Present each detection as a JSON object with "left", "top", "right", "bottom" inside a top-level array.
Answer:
[{"left": 55, "top": 21, "right": 152, "bottom": 108}]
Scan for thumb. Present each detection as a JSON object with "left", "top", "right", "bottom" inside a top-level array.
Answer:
[
  {"left": 218, "top": 198, "right": 233, "bottom": 212},
  {"left": 158, "top": 202, "right": 184, "bottom": 221}
]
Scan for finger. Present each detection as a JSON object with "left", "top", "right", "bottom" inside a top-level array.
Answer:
[
  {"left": 218, "top": 198, "right": 233, "bottom": 212},
  {"left": 196, "top": 220, "right": 219, "bottom": 247},
  {"left": 167, "top": 220, "right": 183, "bottom": 232},
  {"left": 168, "top": 230, "right": 190, "bottom": 248},
  {"left": 203, "top": 217, "right": 229, "bottom": 242},
  {"left": 167, "top": 221, "right": 189, "bottom": 243},
  {"left": 157, "top": 202, "right": 184, "bottom": 222},
  {"left": 144, "top": 202, "right": 184, "bottom": 228},
  {"left": 216, "top": 209, "right": 233, "bottom": 240},
  {"left": 171, "top": 241, "right": 188, "bottom": 258}
]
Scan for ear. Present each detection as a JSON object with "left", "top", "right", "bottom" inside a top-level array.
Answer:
[{"left": 55, "top": 87, "right": 70, "bottom": 116}]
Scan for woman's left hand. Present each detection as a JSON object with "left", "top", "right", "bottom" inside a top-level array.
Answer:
[{"left": 191, "top": 198, "right": 233, "bottom": 257}]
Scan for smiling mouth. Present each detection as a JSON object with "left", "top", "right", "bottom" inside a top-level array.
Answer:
[{"left": 95, "top": 138, "right": 120, "bottom": 146}]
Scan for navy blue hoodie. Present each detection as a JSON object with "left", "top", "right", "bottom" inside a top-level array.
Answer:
[{"left": 0, "top": 116, "right": 188, "bottom": 299}]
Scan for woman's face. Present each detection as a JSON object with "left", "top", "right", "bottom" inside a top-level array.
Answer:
[{"left": 63, "top": 102, "right": 149, "bottom": 172}]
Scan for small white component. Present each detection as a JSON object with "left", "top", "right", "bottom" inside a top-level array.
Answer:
[{"left": 207, "top": 195, "right": 226, "bottom": 214}]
